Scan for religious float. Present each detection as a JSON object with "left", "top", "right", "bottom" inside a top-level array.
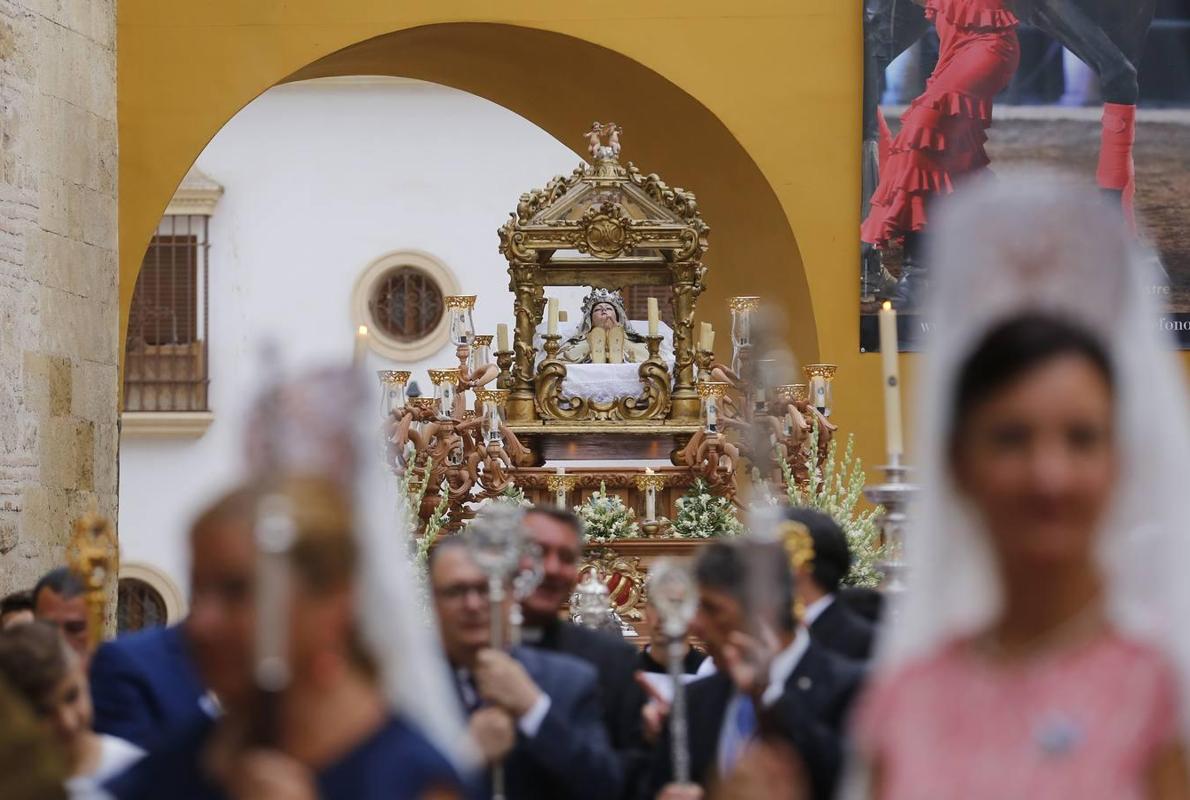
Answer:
[{"left": 384, "top": 124, "right": 907, "bottom": 639}]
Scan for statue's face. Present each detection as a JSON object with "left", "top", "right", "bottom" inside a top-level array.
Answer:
[{"left": 591, "top": 302, "right": 619, "bottom": 330}]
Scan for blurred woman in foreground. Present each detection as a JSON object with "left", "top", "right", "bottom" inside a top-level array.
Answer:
[
  {"left": 107, "top": 365, "right": 470, "bottom": 800},
  {"left": 107, "top": 478, "right": 463, "bottom": 800},
  {"left": 852, "top": 176, "right": 1190, "bottom": 798}
]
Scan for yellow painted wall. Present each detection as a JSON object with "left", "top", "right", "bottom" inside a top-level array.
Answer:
[{"left": 117, "top": 1, "right": 903, "bottom": 475}]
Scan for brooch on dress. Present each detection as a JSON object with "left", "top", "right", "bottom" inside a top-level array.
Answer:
[{"left": 1034, "top": 712, "right": 1084, "bottom": 758}]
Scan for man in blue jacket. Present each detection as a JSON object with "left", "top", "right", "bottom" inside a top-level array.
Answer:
[
  {"left": 430, "top": 537, "right": 623, "bottom": 800},
  {"left": 89, "top": 621, "right": 209, "bottom": 749}
]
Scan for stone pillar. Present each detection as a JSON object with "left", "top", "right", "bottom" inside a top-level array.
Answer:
[{"left": 0, "top": 1, "right": 119, "bottom": 595}]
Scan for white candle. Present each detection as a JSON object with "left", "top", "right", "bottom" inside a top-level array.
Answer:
[
  {"left": 647, "top": 298, "right": 659, "bottom": 336},
  {"left": 354, "top": 325, "right": 369, "bottom": 365},
  {"left": 496, "top": 323, "right": 509, "bottom": 352},
  {"left": 879, "top": 301, "right": 904, "bottom": 459},
  {"left": 547, "top": 298, "right": 559, "bottom": 336},
  {"left": 705, "top": 325, "right": 715, "bottom": 353},
  {"left": 699, "top": 322, "right": 712, "bottom": 351},
  {"left": 556, "top": 469, "right": 567, "bottom": 508},
  {"left": 643, "top": 468, "right": 657, "bottom": 521}
]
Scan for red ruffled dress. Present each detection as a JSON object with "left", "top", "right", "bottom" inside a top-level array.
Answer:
[{"left": 861, "top": 0, "right": 1020, "bottom": 248}]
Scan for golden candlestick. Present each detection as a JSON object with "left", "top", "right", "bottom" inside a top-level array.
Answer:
[{"left": 67, "top": 512, "right": 118, "bottom": 647}]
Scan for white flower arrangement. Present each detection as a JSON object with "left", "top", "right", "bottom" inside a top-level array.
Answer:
[
  {"left": 575, "top": 482, "right": 641, "bottom": 543},
  {"left": 782, "top": 426, "right": 885, "bottom": 587},
  {"left": 671, "top": 479, "right": 745, "bottom": 539},
  {"left": 472, "top": 484, "right": 531, "bottom": 513}
]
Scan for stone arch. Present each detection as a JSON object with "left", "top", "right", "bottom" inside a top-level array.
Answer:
[{"left": 120, "top": 22, "right": 819, "bottom": 368}]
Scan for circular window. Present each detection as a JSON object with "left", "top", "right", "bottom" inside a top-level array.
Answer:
[
  {"left": 368, "top": 266, "right": 445, "bottom": 342},
  {"left": 117, "top": 578, "right": 167, "bottom": 634},
  {"left": 353, "top": 250, "right": 460, "bottom": 361}
]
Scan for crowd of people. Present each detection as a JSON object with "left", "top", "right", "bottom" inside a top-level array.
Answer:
[{"left": 3, "top": 176, "right": 1190, "bottom": 800}]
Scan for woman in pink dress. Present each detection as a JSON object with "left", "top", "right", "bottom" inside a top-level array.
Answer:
[{"left": 850, "top": 176, "right": 1190, "bottom": 799}]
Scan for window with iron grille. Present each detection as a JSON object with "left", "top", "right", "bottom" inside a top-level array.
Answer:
[
  {"left": 123, "top": 215, "right": 210, "bottom": 412},
  {"left": 117, "top": 578, "right": 167, "bottom": 634},
  {"left": 367, "top": 265, "right": 445, "bottom": 342}
]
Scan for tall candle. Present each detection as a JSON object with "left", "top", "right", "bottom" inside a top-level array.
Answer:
[
  {"left": 705, "top": 326, "right": 715, "bottom": 353},
  {"left": 699, "top": 322, "right": 712, "bottom": 351},
  {"left": 879, "top": 302, "right": 904, "bottom": 459},
  {"left": 354, "top": 325, "right": 369, "bottom": 365},
  {"left": 554, "top": 466, "right": 567, "bottom": 509},
  {"left": 547, "top": 298, "right": 559, "bottom": 336},
  {"left": 496, "top": 323, "right": 509, "bottom": 352},
  {"left": 644, "top": 470, "right": 657, "bottom": 522},
  {"left": 647, "top": 298, "right": 659, "bottom": 336}
]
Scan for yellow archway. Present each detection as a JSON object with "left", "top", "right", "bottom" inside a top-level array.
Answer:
[{"left": 119, "top": 2, "right": 878, "bottom": 461}]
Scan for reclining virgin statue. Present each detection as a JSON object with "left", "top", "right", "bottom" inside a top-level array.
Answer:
[{"left": 558, "top": 289, "right": 651, "bottom": 364}]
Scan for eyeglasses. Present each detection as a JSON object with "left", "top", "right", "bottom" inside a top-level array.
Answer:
[{"left": 434, "top": 583, "right": 490, "bottom": 602}]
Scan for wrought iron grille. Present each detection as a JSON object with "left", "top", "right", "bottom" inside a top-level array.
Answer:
[
  {"left": 368, "top": 266, "right": 445, "bottom": 341},
  {"left": 117, "top": 578, "right": 167, "bottom": 633},
  {"left": 123, "top": 215, "right": 210, "bottom": 412}
]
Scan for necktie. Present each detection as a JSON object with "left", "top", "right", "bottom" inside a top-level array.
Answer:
[
  {"left": 457, "top": 670, "right": 481, "bottom": 715},
  {"left": 720, "top": 695, "right": 757, "bottom": 775}
]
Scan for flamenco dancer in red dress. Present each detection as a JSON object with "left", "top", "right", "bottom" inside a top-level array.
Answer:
[{"left": 862, "top": 0, "right": 1020, "bottom": 309}]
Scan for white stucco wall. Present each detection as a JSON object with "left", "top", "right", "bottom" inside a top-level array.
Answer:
[{"left": 118, "top": 78, "right": 591, "bottom": 595}]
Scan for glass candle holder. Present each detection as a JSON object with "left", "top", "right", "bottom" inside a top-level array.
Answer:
[
  {"left": 428, "top": 368, "right": 462, "bottom": 418},
  {"left": 774, "top": 385, "right": 798, "bottom": 434},
  {"left": 696, "top": 381, "right": 730, "bottom": 434},
  {"left": 475, "top": 388, "right": 508, "bottom": 445},
  {"left": 377, "top": 370, "right": 411, "bottom": 418},
  {"left": 803, "top": 364, "right": 838, "bottom": 415},
  {"left": 444, "top": 295, "right": 477, "bottom": 347},
  {"left": 728, "top": 296, "right": 761, "bottom": 349},
  {"left": 470, "top": 334, "right": 493, "bottom": 374}
]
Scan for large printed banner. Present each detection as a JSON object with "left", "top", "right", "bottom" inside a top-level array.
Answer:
[{"left": 858, "top": 1, "right": 1190, "bottom": 351}]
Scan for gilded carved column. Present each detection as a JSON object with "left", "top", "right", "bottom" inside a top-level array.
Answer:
[
  {"left": 669, "top": 261, "right": 704, "bottom": 420},
  {"left": 508, "top": 263, "right": 544, "bottom": 422}
]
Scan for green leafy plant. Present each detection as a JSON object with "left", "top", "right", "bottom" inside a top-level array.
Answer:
[
  {"left": 575, "top": 482, "right": 641, "bottom": 542},
  {"left": 671, "top": 479, "right": 744, "bottom": 539},
  {"left": 783, "top": 426, "right": 884, "bottom": 587},
  {"left": 413, "top": 482, "right": 451, "bottom": 572}
]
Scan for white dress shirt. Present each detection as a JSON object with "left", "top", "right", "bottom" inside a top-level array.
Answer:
[
  {"left": 802, "top": 593, "right": 836, "bottom": 628},
  {"left": 717, "top": 628, "right": 811, "bottom": 775}
]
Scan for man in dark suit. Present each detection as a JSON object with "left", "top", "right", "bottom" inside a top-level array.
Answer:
[
  {"left": 519, "top": 507, "right": 648, "bottom": 796},
  {"left": 430, "top": 537, "right": 623, "bottom": 800},
  {"left": 89, "top": 622, "right": 210, "bottom": 749},
  {"left": 787, "top": 508, "right": 878, "bottom": 661},
  {"left": 649, "top": 536, "right": 864, "bottom": 800}
]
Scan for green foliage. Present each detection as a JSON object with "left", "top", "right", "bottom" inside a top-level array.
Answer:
[
  {"left": 575, "top": 482, "right": 641, "bottom": 542},
  {"left": 671, "top": 479, "right": 744, "bottom": 539},
  {"left": 783, "top": 426, "right": 885, "bottom": 587},
  {"left": 413, "top": 482, "right": 450, "bottom": 573}
]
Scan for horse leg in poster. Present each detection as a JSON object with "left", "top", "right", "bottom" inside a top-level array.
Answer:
[{"left": 1027, "top": 0, "right": 1156, "bottom": 230}]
